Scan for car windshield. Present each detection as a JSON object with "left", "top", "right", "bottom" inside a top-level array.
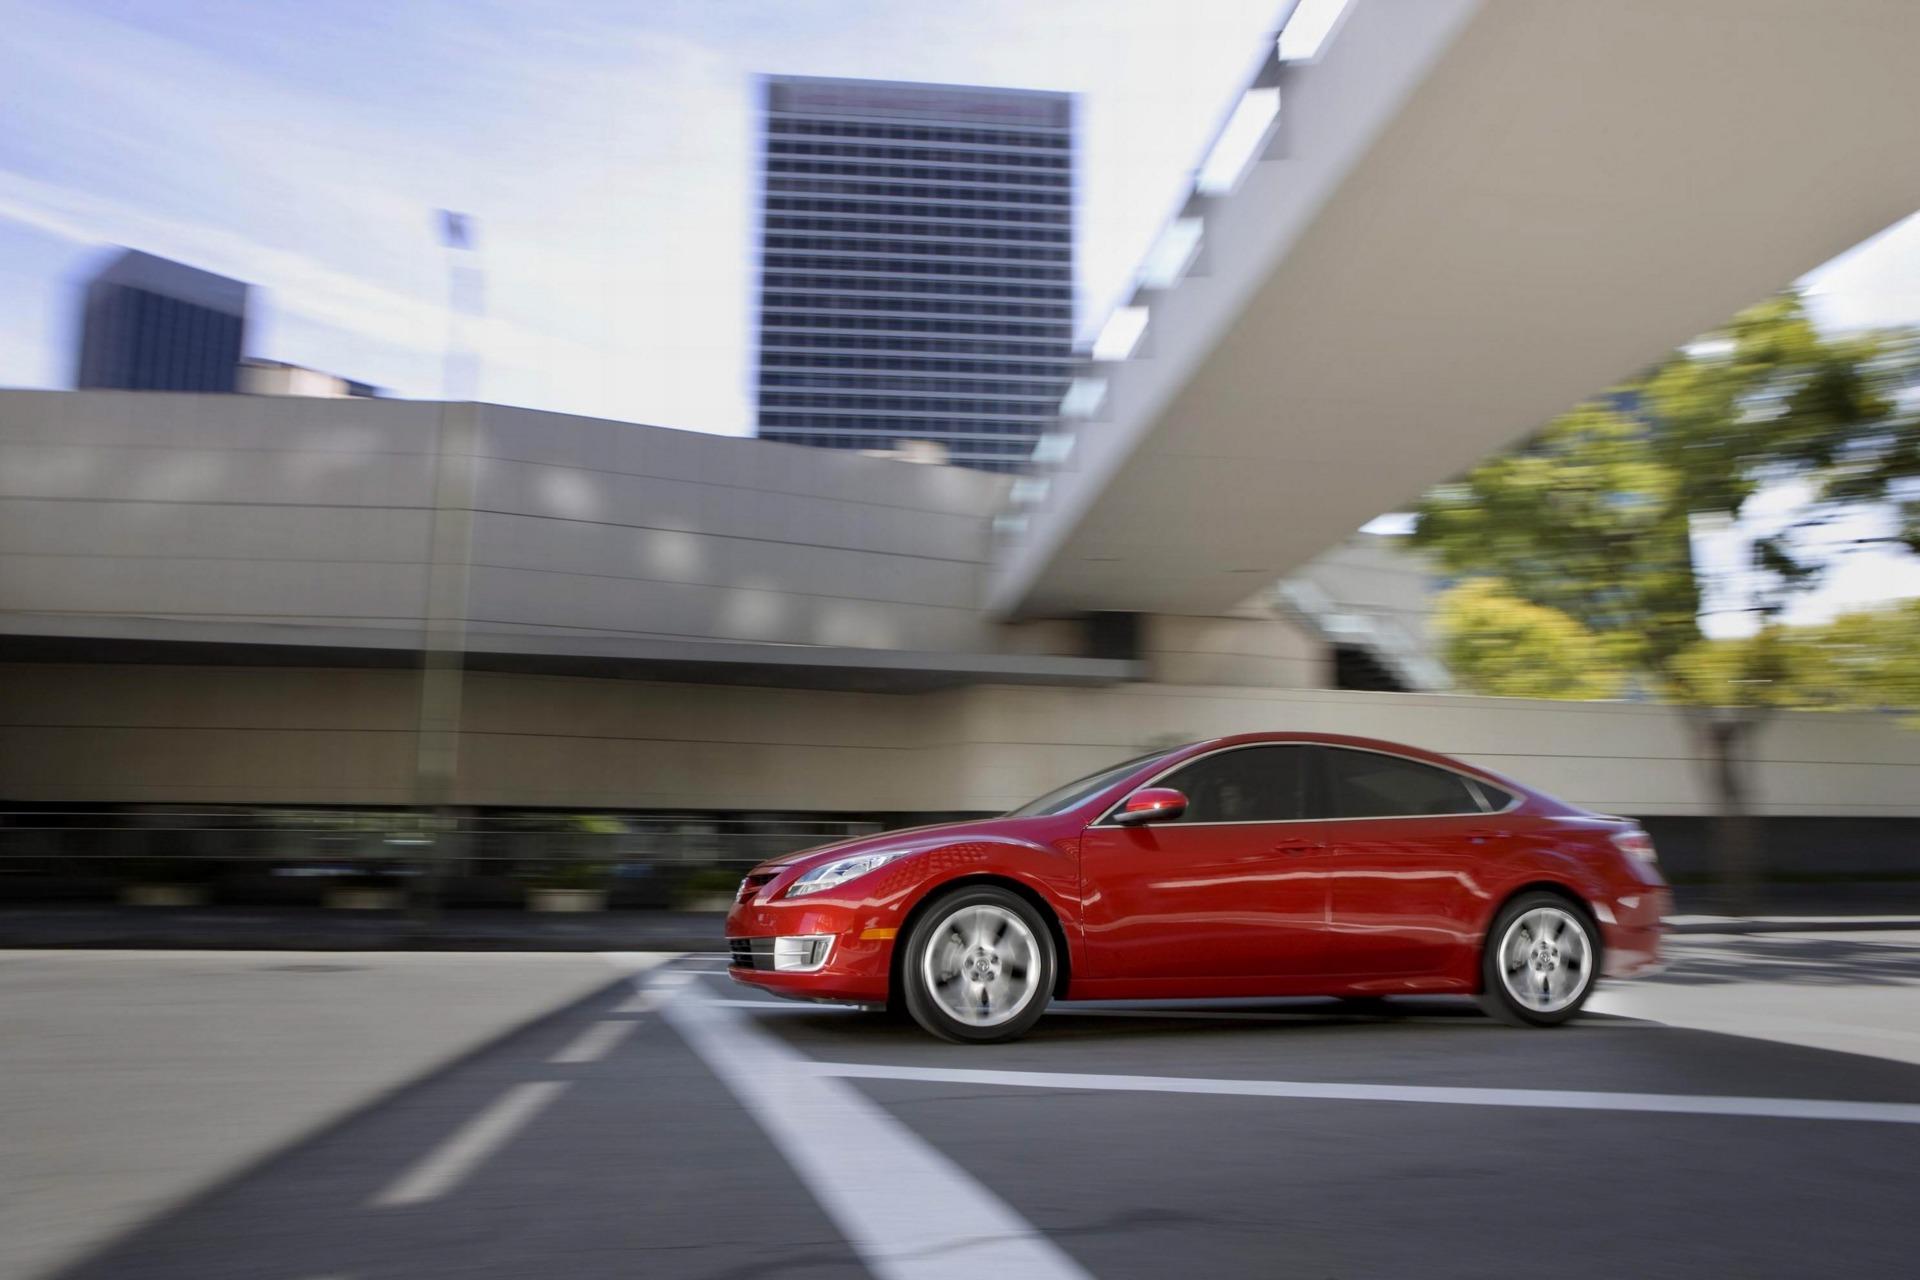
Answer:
[{"left": 1004, "top": 749, "right": 1177, "bottom": 818}]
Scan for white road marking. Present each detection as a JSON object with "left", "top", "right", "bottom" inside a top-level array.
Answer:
[
  {"left": 663, "top": 991, "right": 1092, "bottom": 1280},
  {"left": 595, "top": 951, "right": 679, "bottom": 975},
  {"left": 685, "top": 997, "right": 868, "bottom": 1011},
  {"left": 813, "top": 1062, "right": 1920, "bottom": 1127},
  {"left": 607, "top": 965, "right": 709, "bottom": 1013},
  {"left": 549, "top": 1019, "right": 637, "bottom": 1064},
  {"left": 371, "top": 1081, "right": 568, "bottom": 1206},
  {"left": 613, "top": 988, "right": 663, "bottom": 1014}
]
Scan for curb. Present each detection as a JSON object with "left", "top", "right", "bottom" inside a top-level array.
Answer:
[{"left": 1668, "top": 917, "right": 1920, "bottom": 936}]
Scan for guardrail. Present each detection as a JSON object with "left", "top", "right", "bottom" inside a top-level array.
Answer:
[{"left": 0, "top": 806, "right": 958, "bottom": 909}]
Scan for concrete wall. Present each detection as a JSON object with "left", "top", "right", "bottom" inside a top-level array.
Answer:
[
  {"left": 1142, "top": 614, "right": 1329, "bottom": 688},
  {"left": 5, "top": 662, "right": 1917, "bottom": 820},
  {"left": 0, "top": 390, "right": 1017, "bottom": 657},
  {"left": 0, "top": 389, "right": 1337, "bottom": 682}
]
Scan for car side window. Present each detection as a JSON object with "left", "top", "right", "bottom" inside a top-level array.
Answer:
[
  {"left": 1324, "top": 749, "right": 1481, "bottom": 818},
  {"left": 1469, "top": 779, "right": 1515, "bottom": 811},
  {"left": 1153, "top": 746, "right": 1318, "bottom": 823}
]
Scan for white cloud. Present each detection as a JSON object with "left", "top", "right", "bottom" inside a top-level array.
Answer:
[{"left": 0, "top": 171, "right": 515, "bottom": 361}]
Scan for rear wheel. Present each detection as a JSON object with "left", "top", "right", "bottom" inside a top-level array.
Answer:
[
  {"left": 901, "top": 886, "right": 1055, "bottom": 1043},
  {"left": 1479, "top": 892, "right": 1599, "bottom": 1027}
]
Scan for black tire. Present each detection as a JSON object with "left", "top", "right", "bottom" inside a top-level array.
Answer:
[
  {"left": 1479, "top": 890, "right": 1601, "bottom": 1027},
  {"left": 901, "top": 885, "right": 1056, "bottom": 1044}
]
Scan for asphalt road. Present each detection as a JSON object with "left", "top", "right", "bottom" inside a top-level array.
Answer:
[{"left": 24, "top": 933, "right": 1920, "bottom": 1280}]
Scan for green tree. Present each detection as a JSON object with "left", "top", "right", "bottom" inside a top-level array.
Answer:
[
  {"left": 1774, "top": 600, "right": 1920, "bottom": 712},
  {"left": 1434, "top": 580, "right": 1630, "bottom": 700},
  {"left": 1414, "top": 293, "right": 1920, "bottom": 904}
]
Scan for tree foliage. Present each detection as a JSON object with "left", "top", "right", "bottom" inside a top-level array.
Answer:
[
  {"left": 1413, "top": 292, "right": 1920, "bottom": 707},
  {"left": 1433, "top": 580, "right": 1629, "bottom": 701},
  {"left": 1438, "top": 584, "right": 1920, "bottom": 714},
  {"left": 1774, "top": 600, "right": 1920, "bottom": 712}
]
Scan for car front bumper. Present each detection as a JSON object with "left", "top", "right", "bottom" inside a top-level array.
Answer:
[{"left": 725, "top": 893, "right": 898, "bottom": 1004}]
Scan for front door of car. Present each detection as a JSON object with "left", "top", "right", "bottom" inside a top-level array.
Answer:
[
  {"left": 1318, "top": 747, "right": 1502, "bottom": 980},
  {"left": 1079, "top": 744, "right": 1334, "bottom": 980}
]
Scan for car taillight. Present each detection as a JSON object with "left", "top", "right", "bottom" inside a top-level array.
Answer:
[{"left": 1610, "top": 828, "right": 1657, "bottom": 865}]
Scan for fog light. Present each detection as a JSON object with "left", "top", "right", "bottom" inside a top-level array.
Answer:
[{"left": 773, "top": 935, "right": 834, "bottom": 972}]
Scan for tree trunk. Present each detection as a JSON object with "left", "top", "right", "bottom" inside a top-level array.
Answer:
[{"left": 1688, "top": 708, "right": 1766, "bottom": 916}]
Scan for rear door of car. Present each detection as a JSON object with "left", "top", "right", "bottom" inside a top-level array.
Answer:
[
  {"left": 1077, "top": 744, "right": 1336, "bottom": 980},
  {"left": 1318, "top": 747, "right": 1509, "bottom": 980}
]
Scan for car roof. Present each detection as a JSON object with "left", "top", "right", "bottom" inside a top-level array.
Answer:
[{"left": 1156, "top": 732, "right": 1539, "bottom": 799}]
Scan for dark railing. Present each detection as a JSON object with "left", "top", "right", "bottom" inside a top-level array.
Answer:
[{"left": 0, "top": 806, "right": 975, "bottom": 909}]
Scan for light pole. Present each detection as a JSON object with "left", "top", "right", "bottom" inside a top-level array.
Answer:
[{"left": 412, "top": 210, "right": 484, "bottom": 924}]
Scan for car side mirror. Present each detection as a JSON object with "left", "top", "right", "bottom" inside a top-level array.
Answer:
[{"left": 1113, "top": 787, "right": 1187, "bottom": 826}]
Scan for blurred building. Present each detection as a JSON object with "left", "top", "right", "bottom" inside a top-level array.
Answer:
[
  {"left": 239, "top": 359, "right": 379, "bottom": 399},
  {"left": 1278, "top": 531, "right": 1451, "bottom": 693},
  {"left": 753, "top": 75, "right": 1075, "bottom": 473},
  {"left": 75, "top": 250, "right": 249, "bottom": 393}
]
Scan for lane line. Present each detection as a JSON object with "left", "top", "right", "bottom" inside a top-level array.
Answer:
[
  {"left": 613, "top": 988, "right": 663, "bottom": 1014},
  {"left": 371, "top": 1081, "right": 568, "bottom": 1206},
  {"left": 663, "top": 991, "right": 1092, "bottom": 1280},
  {"left": 549, "top": 1019, "right": 638, "bottom": 1063},
  {"left": 596, "top": 951, "right": 680, "bottom": 975},
  {"left": 813, "top": 1062, "right": 1920, "bottom": 1127},
  {"left": 685, "top": 997, "right": 867, "bottom": 1011}
]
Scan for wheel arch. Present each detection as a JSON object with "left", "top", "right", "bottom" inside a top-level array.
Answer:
[
  {"left": 1477, "top": 879, "right": 1603, "bottom": 991},
  {"left": 892, "top": 872, "right": 1073, "bottom": 1003}
]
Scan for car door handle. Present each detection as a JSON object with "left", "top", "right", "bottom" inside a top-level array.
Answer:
[
  {"left": 1272, "top": 841, "right": 1324, "bottom": 855},
  {"left": 1465, "top": 829, "right": 1509, "bottom": 843}
]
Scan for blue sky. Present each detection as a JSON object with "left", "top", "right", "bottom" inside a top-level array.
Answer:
[
  {"left": 0, "top": 0, "right": 1283, "bottom": 428},
  {"left": 4, "top": 0, "right": 1919, "bottom": 622}
]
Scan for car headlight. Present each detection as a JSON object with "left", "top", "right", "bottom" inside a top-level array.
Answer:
[{"left": 785, "top": 850, "right": 905, "bottom": 898}]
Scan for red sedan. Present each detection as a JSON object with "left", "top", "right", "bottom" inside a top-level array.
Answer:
[{"left": 726, "top": 733, "right": 1670, "bottom": 1043}]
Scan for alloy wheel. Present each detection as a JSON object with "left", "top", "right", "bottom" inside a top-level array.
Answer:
[
  {"left": 920, "top": 902, "right": 1042, "bottom": 1028},
  {"left": 1498, "top": 905, "right": 1591, "bottom": 1014}
]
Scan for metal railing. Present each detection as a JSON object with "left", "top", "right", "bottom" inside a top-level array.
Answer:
[{"left": 0, "top": 806, "right": 969, "bottom": 908}]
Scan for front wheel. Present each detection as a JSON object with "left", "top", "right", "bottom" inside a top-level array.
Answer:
[
  {"left": 1479, "top": 892, "right": 1600, "bottom": 1027},
  {"left": 901, "top": 886, "right": 1055, "bottom": 1043}
]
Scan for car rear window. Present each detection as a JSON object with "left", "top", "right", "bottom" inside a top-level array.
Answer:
[{"left": 1324, "top": 748, "right": 1483, "bottom": 818}]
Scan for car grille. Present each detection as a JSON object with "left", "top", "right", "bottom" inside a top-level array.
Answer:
[
  {"left": 729, "top": 937, "right": 776, "bottom": 971},
  {"left": 737, "top": 873, "right": 777, "bottom": 903}
]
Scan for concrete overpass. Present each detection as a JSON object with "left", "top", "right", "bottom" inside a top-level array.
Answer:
[{"left": 991, "top": 0, "right": 1920, "bottom": 615}]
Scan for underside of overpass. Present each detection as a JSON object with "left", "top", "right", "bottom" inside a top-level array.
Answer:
[{"left": 991, "top": 0, "right": 1920, "bottom": 616}]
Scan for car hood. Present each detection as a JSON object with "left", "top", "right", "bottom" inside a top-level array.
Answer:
[{"left": 752, "top": 816, "right": 1025, "bottom": 875}]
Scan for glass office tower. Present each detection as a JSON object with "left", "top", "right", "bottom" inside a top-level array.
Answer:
[
  {"left": 754, "top": 76, "right": 1075, "bottom": 472},
  {"left": 76, "top": 250, "right": 249, "bottom": 393}
]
